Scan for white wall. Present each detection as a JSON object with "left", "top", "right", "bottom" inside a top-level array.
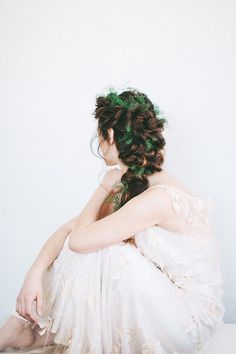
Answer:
[{"left": 0, "top": 0, "right": 235, "bottom": 323}]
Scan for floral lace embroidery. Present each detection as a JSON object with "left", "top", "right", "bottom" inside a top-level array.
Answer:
[
  {"left": 111, "top": 327, "right": 141, "bottom": 353},
  {"left": 141, "top": 337, "right": 163, "bottom": 354},
  {"left": 153, "top": 185, "right": 216, "bottom": 242},
  {"left": 110, "top": 326, "right": 166, "bottom": 354}
]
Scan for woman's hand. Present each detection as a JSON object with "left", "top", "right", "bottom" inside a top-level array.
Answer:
[
  {"left": 100, "top": 168, "right": 124, "bottom": 193},
  {"left": 16, "top": 269, "right": 44, "bottom": 324}
]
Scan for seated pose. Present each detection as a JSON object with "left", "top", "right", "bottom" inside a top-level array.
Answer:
[{"left": 0, "top": 88, "right": 225, "bottom": 354}]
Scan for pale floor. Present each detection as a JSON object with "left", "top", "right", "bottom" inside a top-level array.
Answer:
[{"left": 2, "top": 324, "right": 236, "bottom": 354}]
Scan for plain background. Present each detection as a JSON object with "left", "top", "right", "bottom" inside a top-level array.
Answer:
[{"left": 0, "top": 0, "right": 235, "bottom": 324}]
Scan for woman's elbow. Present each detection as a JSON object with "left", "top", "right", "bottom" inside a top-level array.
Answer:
[{"left": 68, "top": 233, "right": 86, "bottom": 253}]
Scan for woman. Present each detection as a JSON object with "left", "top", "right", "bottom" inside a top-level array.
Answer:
[{"left": 0, "top": 88, "right": 225, "bottom": 354}]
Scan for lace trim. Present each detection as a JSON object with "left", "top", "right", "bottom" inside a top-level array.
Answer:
[{"left": 147, "top": 184, "right": 216, "bottom": 240}]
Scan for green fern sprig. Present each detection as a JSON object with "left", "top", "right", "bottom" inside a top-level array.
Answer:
[
  {"left": 129, "top": 165, "right": 146, "bottom": 177},
  {"left": 106, "top": 88, "right": 150, "bottom": 112},
  {"left": 112, "top": 193, "right": 121, "bottom": 212},
  {"left": 118, "top": 124, "right": 134, "bottom": 145},
  {"left": 145, "top": 137, "right": 158, "bottom": 152},
  {"left": 111, "top": 180, "right": 129, "bottom": 212}
]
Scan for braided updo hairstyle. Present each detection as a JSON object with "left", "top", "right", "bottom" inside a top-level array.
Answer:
[{"left": 91, "top": 88, "right": 168, "bottom": 246}]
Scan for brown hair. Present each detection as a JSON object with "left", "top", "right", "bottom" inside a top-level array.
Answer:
[{"left": 90, "top": 89, "right": 168, "bottom": 246}]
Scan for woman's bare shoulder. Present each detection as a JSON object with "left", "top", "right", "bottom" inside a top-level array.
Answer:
[{"left": 147, "top": 170, "right": 194, "bottom": 196}]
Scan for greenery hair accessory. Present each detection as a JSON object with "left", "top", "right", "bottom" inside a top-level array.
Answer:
[
  {"left": 104, "top": 87, "right": 162, "bottom": 116},
  {"left": 145, "top": 137, "right": 158, "bottom": 152},
  {"left": 101, "top": 179, "right": 129, "bottom": 212},
  {"left": 118, "top": 124, "right": 158, "bottom": 153},
  {"left": 116, "top": 124, "right": 156, "bottom": 177},
  {"left": 129, "top": 164, "right": 153, "bottom": 177},
  {"left": 117, "top": 124, "right": 134, "bottom": 145}
]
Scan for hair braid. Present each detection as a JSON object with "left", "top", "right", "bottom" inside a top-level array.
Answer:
[{"left": 92, "top": 87, "right": 168, "bottom": 246}]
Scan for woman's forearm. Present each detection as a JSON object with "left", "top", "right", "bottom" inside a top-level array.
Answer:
[
  {"left": 69, "top": 174, "right": 122, "bottom": 250},
  {"left": 27, "top": 223, "right": 71, "bottom": 277},
  {"left": 72, "top": 185, "right": 110, "bottom": 230},
  {"left": 27, "top": 187, "right": 111, "bottom": 277}
]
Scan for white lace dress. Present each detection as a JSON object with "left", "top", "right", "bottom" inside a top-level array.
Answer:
[{"left": 8, "top": 184, "right": 225, "bottom": 354}]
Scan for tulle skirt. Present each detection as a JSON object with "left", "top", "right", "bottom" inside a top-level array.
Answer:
[{"left": 7, "top": 235, "right": 224, "bottom": 354}]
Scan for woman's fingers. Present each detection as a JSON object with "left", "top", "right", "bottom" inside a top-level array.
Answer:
[
  {"left": 24, "top": 296, "right": 37, "bottom": 323},
  {"left": 21, "top": 300, "right": 26, "bottom": 319},
  {"left": 36, "top": 294, "right": 43, "bottom": 316}
]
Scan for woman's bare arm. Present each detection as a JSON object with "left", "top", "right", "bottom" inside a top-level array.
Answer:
[
  {"left": 26, "top": 188, "right": 115, "bottom": 278},
  {"left": 14, "top": 190, "right": 115, "bottom": 322},
  {"left": 26, "top": 221, "right": 73, "bottom": 277},
  {"left": 69, "top": 172, "right": 172, "bottom": 253},
  {"left": 26, "top": 169, "right": 123, "bottom": 278},
  {"left": 16, "top": 221, "right": 75, "bottom": 321}
]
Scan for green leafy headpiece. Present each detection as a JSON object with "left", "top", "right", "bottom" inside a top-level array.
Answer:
[
  {"left": 104, "top": 87, "right": 162, "bottom": 116},
  {"left": 97, "top": 86, "right": 167, "bottom": 180}
]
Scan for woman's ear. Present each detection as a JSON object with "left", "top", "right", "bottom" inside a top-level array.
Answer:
[{"left": 108, "top": 128, "right": 115, "bottom": 144}]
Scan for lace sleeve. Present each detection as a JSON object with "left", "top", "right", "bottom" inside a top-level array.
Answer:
[{"left": 162, "top": 186, "right": 216, "bottom": 240}]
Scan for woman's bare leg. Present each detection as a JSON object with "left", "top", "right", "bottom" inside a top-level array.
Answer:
[
  {"left": 0, "top": 314, "right": 57, "bottom": 351},
  {"left": 27, "top": 329, "right": 56, "bottom": 349},
  {"left": 0, "top": 315, "right": 35, "bottom": 351}
]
